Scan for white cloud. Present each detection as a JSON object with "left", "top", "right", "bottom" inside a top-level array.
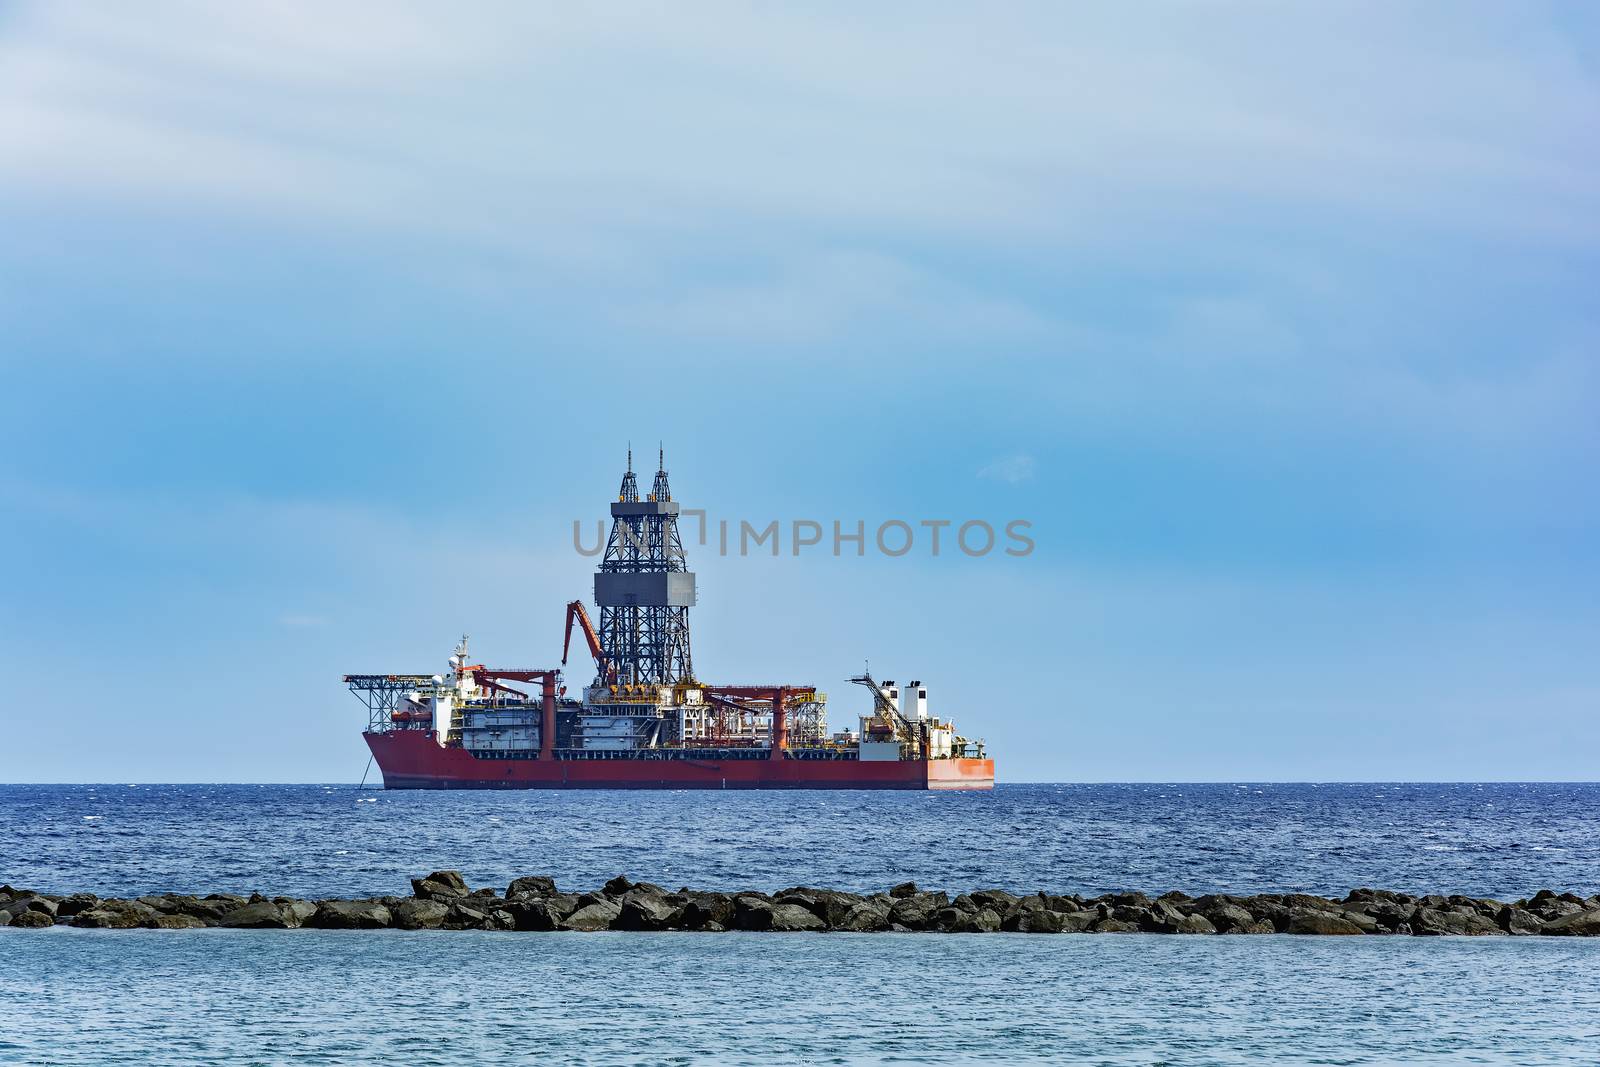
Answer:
[
  {"left": 978, "top": 454, "right": 1036, "bottom": 484},
  {"left": 0, "top": 1, "right": 1593, "bottom": 252}
]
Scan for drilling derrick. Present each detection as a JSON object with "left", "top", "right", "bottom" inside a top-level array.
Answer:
[{"left": 596, "top": 448, "right": 696, "bottom": 686}]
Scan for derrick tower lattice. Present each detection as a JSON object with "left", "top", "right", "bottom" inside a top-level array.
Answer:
[{"left": 596, "top": 448, "right": 696, "bottom": 686}]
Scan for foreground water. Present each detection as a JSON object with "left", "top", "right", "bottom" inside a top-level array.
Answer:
[
  {"left": 2, "top": 783, "right": 1597, "bottom": 899},
  {"left": 3, "top": 928, "right": 1598, "bottom": 1065},
  {"left": 6, "top": 783, "right": 1600, "bottom": 1065}
]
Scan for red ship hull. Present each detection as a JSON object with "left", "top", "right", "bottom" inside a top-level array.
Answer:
[{"left": 365, "top": 730, "right": 994, "bottom": 790}]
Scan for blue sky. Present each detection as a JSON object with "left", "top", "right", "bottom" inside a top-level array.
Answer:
[{"left": 2, "top": 2, "right": 1596, "bottom": 781}]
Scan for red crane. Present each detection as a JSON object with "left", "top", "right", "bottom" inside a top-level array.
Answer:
[
  {"left": 467, "top": 667, "right": 562, "bottom": 759},
  {"left": 702, "top": 685, "right": 816, "bottom": 755},
  {"left": 563, "top": 600, "right": 613, "bottom": 684}
]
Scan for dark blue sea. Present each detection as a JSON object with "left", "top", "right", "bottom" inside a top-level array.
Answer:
[{"left": 4, "top": 783, "right": 1599, "bottom": 1065}]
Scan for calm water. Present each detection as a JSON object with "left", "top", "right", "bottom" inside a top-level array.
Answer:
[
  {"left": 3, "top": 929, "right": 1598, "bottom": 1065},
  {"left": 5, "top": 783, "right": 1600, "bottom": 1065},
  {"left": 1, "top": 783, "right": 1597, "bottom": 899}
]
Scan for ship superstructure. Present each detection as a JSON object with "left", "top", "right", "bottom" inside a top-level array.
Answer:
[{"left": 345, "top": 455, "right": 993, "bottom": 789}]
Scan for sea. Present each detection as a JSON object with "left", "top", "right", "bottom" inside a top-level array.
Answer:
[{"left": 3, "top": 782, "right": 1598, "bottom": 1065}]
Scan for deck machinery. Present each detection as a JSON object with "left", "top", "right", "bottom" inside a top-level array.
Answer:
[{"left": 346, "top": 454, "right": 993, "bottom": 789}]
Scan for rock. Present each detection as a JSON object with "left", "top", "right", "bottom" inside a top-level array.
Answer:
[
  {"left": 0, "top": 896, "right": 53, "bottom": 922},
  {"left": 1529, "top": 897, "right": 1585, "bottom": 922},
  {"left": 1411, "top": 908, "right": 1501, "bottom": 936},
  {"left": 620, "top": 885, "right": 668, "bottom": 907},
  {"left": 775, "top": 889, "right": 861, "bottom": 927},
  {"left": 411, "top": 871, "right": 470, "bottom": 901},
  {"left": 542, "top": 893, "right": 581, "bottom": 920},
  {"left": 1497, "top": 906, "right": 1544, "bottom": 936},
  {"left": 970, "top": 889, "right": 1020, "bottom": 912},
  {"left": 1004, "top": 909, "right": 1065, "bottom": 934},
  {"left": 601, "top": 875, "right": 634, "bottom": 897},
  {"left": 1202, "top": 902, "right": 1259, "bottom": 933},
  {"left": 74, "top": 901, "right": 159, "bottom": 928},
  {"left": 1091, "top": 918, "right": 1140, "bottom": 933},
  {"left": 1054, "top": 911, "right": 1096, "bottom": 933},
  {"left": 394, "top": 899, "right": 451, "bottom": 930},
  {"left": 1358, "top": 902, "right": 1416, "bottom": 930},
  {"left": 1248, "top": 900, "right": 1292, "bottom": 931},
  {"left": 1541, "top": 909, "right": 1600, "bottom": 937},
  {"left": 888, "top": 895, "right": 943, "bottom": 931},
  {"left": 617, "top": 896, "right": 681, "bottom": 931},
  {"left": 941, "top": 907, "right": 1001, "bottom": 933},
  {"left": 446, "top": 903, "right": 491, "bottom": 929},
  {"left": 561, "top": 900, "right": 623, "bottom": 931},
  {"left": 680, "top": 893, "right": 735, "bottom": 930},
  {"left": 1285, "top": 909, "right": 1365, "bottom": 935},
  {"left": 145, "top": 913, "right": 207, "bottom": 929},
  {"left": 1336, "top": 910, "right": 1381, "bottom": 934},
  {"left": 54, "top": 893, "right": 99, "bottom": 918},
  {"left": 9, "top": 910, "right": 53, "bottom": 928},
  {"left": 146, "top": 894, "right": 201, "bottom": 915},
  {"left": 507, "top": 876, "right": 558, "bottom": 899},
  {"left": 410, "top": 872, "right": 470, "bottom": 900},
  {"left": 507, "top": 901, "right": 561, "bottom": 931},
  {"left": 311, "top": 900, "right": 393, "bottom": 929},
  {"left": 218, "top": 901, "right": 306, "bottom": 929},
  {"left": 731, "top": 896, "right": 776, "bottom": 931},
  {"left": 888, "top": 882, "right": 918, "bottom": 899},
  {"left": 178, "top": 895, "right": 247, "bottom": 922},
  {"left": 838, "top": 901, "right": 892, "bottom": 932},
  {"left": 1142, "top": 901, "right": 1216, "bottom": 934},
  {"left": 767, "top": 903, "right": 826, "bottom": 932},
  {"left": 1166, "top": 911, "right": 1217, "bottom": 934},
  {"left": 15, "top": 896, "right": 59, "bottom": 918}
]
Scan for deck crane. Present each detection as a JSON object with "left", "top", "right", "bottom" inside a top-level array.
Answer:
[
  {"left": 848, "top": 671, "right": 922, "bottom": 756},
  {"left": 563, "top": 599, "right": 614, "bottom": 685},
  {"left": 702, "top": 685, "right": 814, "bottom": 755}
]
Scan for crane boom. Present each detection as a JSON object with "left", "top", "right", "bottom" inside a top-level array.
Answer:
[
  {"left": 848, "top": 671, "right": 918, "bottom": 750},
  {"left": 563, "top": 600, "right": 612, "bottom": 683}
]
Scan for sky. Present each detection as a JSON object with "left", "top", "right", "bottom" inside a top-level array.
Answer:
[{"left": 1, "top": 2, "right": 1597, "bottom": 782}]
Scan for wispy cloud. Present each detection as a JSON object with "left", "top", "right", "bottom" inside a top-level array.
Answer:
[
  {"left": 978, "top": 454, "right": 1036, "bottom": 484},
  {"left": 1, "top": 2, "right": 1592, "bottom": 250}
]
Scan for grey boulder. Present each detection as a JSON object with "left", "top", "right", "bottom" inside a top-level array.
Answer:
[{"left": 312, "top": 900, "right": 393, "bottom": 929}]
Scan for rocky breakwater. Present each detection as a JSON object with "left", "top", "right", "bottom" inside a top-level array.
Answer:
[{"left": 5, "top": 877, "right": 1600, "bottom": 935}]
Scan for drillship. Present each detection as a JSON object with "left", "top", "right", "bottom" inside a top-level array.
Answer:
[{"left": 345, "top": 453, "right": 994, "bottom": 789}]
